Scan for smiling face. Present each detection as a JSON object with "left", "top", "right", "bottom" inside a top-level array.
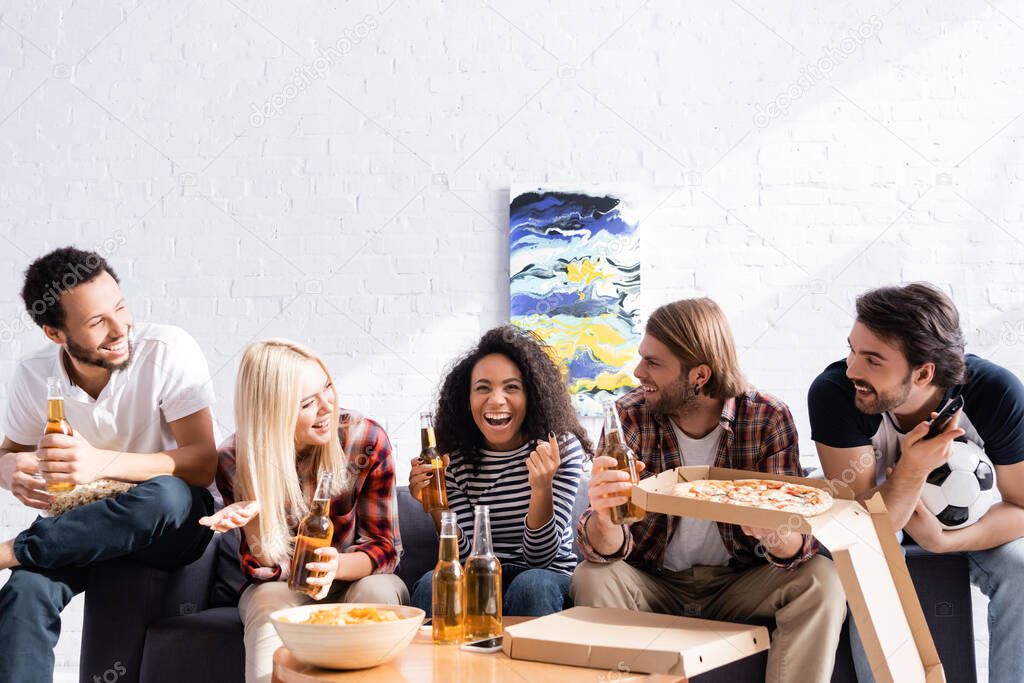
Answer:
[
  {"left": 633, "top": 334, "right": 699, "bottom": 416},
  {"left": 469, "top": 353, "right": 527, "bottom": 451},
  {"left": 846, "top": 321, "right": 915, "bottom": 414},
  {"left": 293, "top": 359, "right": 337, "bottom": 450},
  {"left": 50, "top": 271, "right": 134, "bottom": 371}
]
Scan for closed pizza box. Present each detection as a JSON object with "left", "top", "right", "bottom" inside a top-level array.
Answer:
[
  {"left": 632, "top": 466, "right": 945, "bottom": 683},
  {"left": 502, "top": 606, "right": 768, "bottom": 678}
]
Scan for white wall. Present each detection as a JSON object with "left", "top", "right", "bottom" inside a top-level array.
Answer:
[{"left": 1, "top": 0, "right": 1021, "bottom": 675}]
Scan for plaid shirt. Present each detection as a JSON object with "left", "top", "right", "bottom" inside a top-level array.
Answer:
[
  {"left": 577, "top": 386, "right": 817, "bottom": 571},
  {"left": 216, "top": 410, "right": 402, "bottom": 584}
]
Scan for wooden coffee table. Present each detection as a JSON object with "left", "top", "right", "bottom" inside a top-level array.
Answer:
[{"left": 272, "top": 617, "right": 686, "bottom": 682}]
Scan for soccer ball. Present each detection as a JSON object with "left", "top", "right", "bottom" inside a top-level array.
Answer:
[{"left": 920, "top": 440, "right": 999, "bottom": 530}]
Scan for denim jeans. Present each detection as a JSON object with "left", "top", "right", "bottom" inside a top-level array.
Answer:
[
  {"left": 0, "top": 476, "right": 214, "bottom": 683},
  {"left": 850, "top": 536, "right": 1024, "bottom": 683},
  {"left": 411, "top": 564, "right": 571, "bottom": 618}
]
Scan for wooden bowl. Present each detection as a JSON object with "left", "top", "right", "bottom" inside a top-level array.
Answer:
[{"left": 270, "top": 603, "right": 424, "bottom": 670}]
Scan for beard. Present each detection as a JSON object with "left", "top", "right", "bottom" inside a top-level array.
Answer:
[
  {"left": 647, "top": 376, "right": 701, "bottom": 417},
  {"left": 65, "top": 330, "right": 134, "bottom": 371},
  {"left": 852, "top": 373, "right": 912, "bottom": 415}
]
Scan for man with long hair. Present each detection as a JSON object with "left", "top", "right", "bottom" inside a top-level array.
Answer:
[
  {"left": 809, "top": 283, "right": 1024, "bottom": 683},
  {"left": 573, "top": 298, "right": 846, "bottom": 683},
  {"left": 0, "top": 247, "right": 218, "bottom": 683}
]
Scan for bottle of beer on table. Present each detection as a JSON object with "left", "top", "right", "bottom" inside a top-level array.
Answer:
[
  {"left": 432, "top": 510, "right": 465, "bottom": 644},
  {"left": 464, "top": 505, "right": 502, "bottom": 641},
  {"left": 43, "top": 376, "right": 75, "bottom": 494},
  {"left": 288, "top": 470, "right": 334, "bottom": 596},
  {"left": 602, "top": 399, "right": 645, "bottom": 525},
  {"left": 419, "top": 412, "right": 448, "bottom": 514}
]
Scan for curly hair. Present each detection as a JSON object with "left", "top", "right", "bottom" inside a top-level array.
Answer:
[
  {"left": 434, "top": 325, "right": 593, "bottom": 460},
  {"left": 21, "top": 247, "right": 119, "bottom": 329}
]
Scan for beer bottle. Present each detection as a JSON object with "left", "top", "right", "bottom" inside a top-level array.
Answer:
[
  {"left": 43, "top": 376, "right": 75, "bottom": 494},
  {"left": 419, "top": 412, "right": 448, "bottom": 513},
  {"left": 602, "top": 399, "right": 645, "bottom": 525},
  {"left": 464, "top": 505, "right": 502, "bottom": 641},
  {"left": 288, "top": 470, "right": 334, "bottom": 596},
  {"left": 431, "top": 510, "right": 465, "bottom": 644}
]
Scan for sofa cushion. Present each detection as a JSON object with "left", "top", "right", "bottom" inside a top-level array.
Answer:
[
  {"left": 396, "top": 488, "right": 440, "bottom": 590},
  {"left": 140, "top": 607, "right": 244, "bottom": 683},
  {"left": 904, "top": 546, "right": 976, "bottom": 682},
  {"left": 570, "top": 472, "right": 591, "bottom": 560},
  {"left": 208, "top": 529, "right": 246, "bottom": 608}
]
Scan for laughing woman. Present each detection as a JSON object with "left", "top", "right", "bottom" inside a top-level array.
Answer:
[
  {"left": 199, "top": 340, "right": 406, "bottom": 683},
  {"left": 409, "top": 325, "right": 591, "bottom": 617}
]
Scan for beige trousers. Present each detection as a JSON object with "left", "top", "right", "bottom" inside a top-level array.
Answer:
[
  {"left": 237, "top": 574, "right": 409, "bottom": 683},
  {"left": 570, "top": 556, "right": 846, "bottom": 683}
]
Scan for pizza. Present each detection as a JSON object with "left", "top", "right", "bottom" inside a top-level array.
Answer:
[{"left": 670, "top": 478, "right": 833, "bottom": 516}]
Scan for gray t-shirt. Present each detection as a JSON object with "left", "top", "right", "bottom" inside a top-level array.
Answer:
[{"left": 661, "top": 422, "right": 731, "bottom": 572}]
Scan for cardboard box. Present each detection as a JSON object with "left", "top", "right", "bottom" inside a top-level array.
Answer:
[
  {"left": 502, "top": 606, "right": 768, "bottom": 678},
  {"left": 632, "top": 467, "right": 944, "bottom": 683}
]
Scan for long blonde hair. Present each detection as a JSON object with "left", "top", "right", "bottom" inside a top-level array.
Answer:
[{"left": 232, "top": 339, "right": 347, "bottom": 564}]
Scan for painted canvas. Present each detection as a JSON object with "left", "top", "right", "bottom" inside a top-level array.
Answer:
[{"left": 509, "top": 187, "right": 641, "bottom": 416}]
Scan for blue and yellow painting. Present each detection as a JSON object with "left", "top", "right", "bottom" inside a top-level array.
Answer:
[{"left": 509, "top": 187, "right": 641, "bottom": 415}]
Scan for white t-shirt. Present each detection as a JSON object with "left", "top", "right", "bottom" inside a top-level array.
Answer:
[
  {"left": 3, "top": 322, "right": 216, "bottom": 454},
  {"left": 661, "top": 421, "right": 731, "bottom": 572}
]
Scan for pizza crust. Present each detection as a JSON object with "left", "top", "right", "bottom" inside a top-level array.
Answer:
[{"left": 670, "top": 478, "right": 833, "bottom": 516}]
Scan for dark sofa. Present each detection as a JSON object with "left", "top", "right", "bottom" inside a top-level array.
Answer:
[{"left": 79, "top": 485, "right": 977, "bottom": 683}]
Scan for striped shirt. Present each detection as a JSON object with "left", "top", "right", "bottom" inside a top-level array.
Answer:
[{"left": 446, "top": 433, "right": 584, "bottom": 575}]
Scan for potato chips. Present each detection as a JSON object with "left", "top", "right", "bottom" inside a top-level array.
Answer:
[{"left": 291, "top": 607, "right": 400, "bottom": 625}]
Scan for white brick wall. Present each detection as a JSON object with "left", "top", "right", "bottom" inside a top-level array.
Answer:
[{"left": 2, "top": 0, "right": 1021, "bottom": 678}]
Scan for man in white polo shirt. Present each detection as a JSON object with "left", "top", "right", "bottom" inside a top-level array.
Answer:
[{"left": 0, "top": 247, "right": 218, "bottom": 683}]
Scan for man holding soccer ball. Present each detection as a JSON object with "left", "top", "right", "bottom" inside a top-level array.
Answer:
[{"left": 808, "top": 282, "right": 1024, "bottom": 683}]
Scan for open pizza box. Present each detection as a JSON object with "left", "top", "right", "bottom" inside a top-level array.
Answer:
[{"left": 631, "top": 466, "right": 945, "bottom": 683}]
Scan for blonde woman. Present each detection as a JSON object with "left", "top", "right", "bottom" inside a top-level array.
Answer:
[{"left": 199, "top": 340, "right": 406, "bottom": 683}]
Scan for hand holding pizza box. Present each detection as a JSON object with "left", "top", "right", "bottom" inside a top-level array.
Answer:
[{"left": 634, "top": 466, "right": 945, "bottom": 683}]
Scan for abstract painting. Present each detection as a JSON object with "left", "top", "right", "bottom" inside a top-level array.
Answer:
[{"left": 509, "top": 187, "right": 641, "bottom": 416}]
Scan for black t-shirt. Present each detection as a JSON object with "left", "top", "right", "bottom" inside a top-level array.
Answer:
[{"left": 808, "top": 354, "right": 1024, "bottom": 484}]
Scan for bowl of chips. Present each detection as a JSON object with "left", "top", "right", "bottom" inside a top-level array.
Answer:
[{"left": 270, "top": 603, "right": 425, "bottom": 669}]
